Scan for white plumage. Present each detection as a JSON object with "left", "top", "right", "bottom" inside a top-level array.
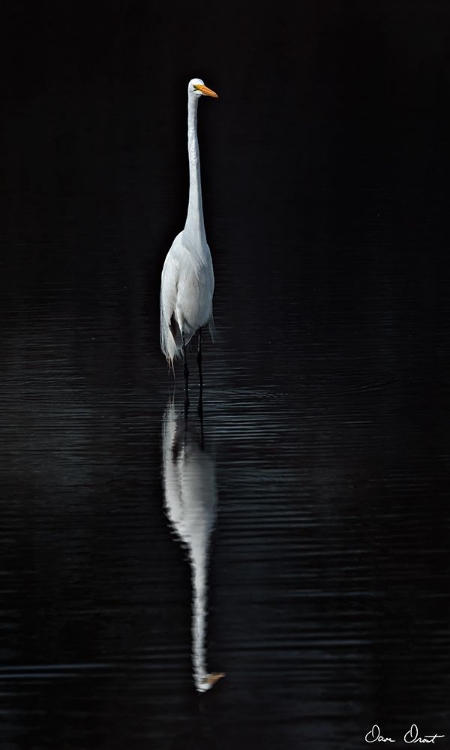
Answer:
[{"left": 160, "top": 78, "right": 218, "bottom": 367}]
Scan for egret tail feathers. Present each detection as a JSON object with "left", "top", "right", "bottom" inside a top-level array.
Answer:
[
  {"left": 161, "top": 312, "right": 218, "bottom": 368},
  {"left": 160, "top": 311, "right": 183, "bottom": 368}
]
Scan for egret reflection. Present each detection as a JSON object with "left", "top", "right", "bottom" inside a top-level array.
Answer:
[{"left": 161, "top": 398, "right": 224, "bottom": 692}]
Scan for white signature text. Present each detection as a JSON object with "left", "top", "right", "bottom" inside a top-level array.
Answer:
[{"left": 365, "top": 725, "right": 445, "bottom": 744}]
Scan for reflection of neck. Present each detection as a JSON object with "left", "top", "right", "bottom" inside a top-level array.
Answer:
[
  {"left": 184, "top": 95, "right": 206, "bottom": 244},
  {"left": 191, "top": 541, "right": 208, "bottom": 690}
]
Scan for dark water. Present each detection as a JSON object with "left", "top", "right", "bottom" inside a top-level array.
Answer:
[
  {"left": 1, "top": 222, "right": 449, "bottom": 748},
  {"left": 1, "top": 3, "right": 450, "bottom": 748}
]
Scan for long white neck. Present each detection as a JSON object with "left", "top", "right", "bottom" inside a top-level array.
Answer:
[{"left": 184, "top": 95, "right": 206, "bottom": 243}]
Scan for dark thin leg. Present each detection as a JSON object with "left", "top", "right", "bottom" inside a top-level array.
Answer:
[
  {"left": 182, "top": 333, "right": 190, "bottom": 412},
  {"left": 197, "top": 328, "right": 203, "bottom": 418}
]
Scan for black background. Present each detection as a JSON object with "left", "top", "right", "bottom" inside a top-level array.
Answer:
[
  {"left": 2, "top": 0, "right": 449, "bottom": 274},
  {"left": 1, "top": 2, "right": 449, "bottom": 749}
]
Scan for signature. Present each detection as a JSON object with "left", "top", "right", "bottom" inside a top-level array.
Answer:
[{"left": 365, "top": 725, "right": 445, "bottom": 744}]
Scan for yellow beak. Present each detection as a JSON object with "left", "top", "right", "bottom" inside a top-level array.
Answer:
[{"left": 194, "top": 84, "right": 219, "bottom": 98}]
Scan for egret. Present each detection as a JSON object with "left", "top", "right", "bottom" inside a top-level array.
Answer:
[{"left": 160, "top": 78, "right": 218, "bottom": 407}]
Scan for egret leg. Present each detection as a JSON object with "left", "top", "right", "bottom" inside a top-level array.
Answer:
[
  {"left": 182, "top": 333, "right": 190, "bottom": 411},
  {"left": 197, "top": 328, "right": 203, "bottom": 418}
]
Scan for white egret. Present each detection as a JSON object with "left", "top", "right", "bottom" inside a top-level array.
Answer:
[{"left": 160, "top": 78, "right": 218, "bottom": 404}]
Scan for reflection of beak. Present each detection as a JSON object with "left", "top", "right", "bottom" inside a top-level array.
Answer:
[
  {"left": 195, "top": 84, "right": 219, "bottom": 98},
  {"left": 204, "top": 672, "right": 225, "bottom": 687}
]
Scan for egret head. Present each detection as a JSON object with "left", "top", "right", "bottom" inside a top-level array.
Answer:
[{"left": 188, "top": 78, "right": 219, "bottom": 99}]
